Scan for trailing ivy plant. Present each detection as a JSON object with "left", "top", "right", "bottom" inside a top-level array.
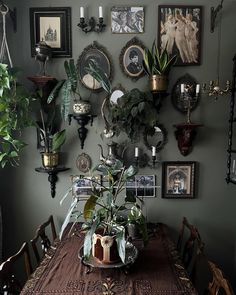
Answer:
[{"left": 0, "top": 64, "right": 34, "bottom": 168}]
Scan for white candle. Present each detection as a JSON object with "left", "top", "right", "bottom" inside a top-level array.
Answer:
[
  {"left": 135, "top": 147, "right": 139, "bottom": 157},
  {"left": 181, "top": 84, "right": 185, "bottom": 93},
  {"left": 233, "top": 160, "right": 235, "bottom": 173},
  {"left": 152, "top": 146, "right": 156, "bottom": 156},
  {"left": 196, "top": 84, "right": 200, "bottom": 94},
  {"left": 80, "top": 6, "right": 84, "bottom": 18},
  {"left": 99, "top": 6, "right": 103, "bottom": 18}
]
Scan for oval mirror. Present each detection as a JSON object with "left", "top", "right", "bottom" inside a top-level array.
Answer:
[
  {"left": 110, "top": 85, "right": 125, "bottom": 105},
  {"left": 143, "top": 123, "right": 168, "bottom": 152}
]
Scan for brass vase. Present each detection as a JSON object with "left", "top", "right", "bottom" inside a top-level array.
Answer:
[
  {"left": 42, "top": 152, "right": 59, "bottom": 168},
  {"left": 149, "top": 75, "right": 168, "bottom": 92}
]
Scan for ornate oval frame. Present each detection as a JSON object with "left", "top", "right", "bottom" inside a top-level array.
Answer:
[
  {"left": 77, "top": 41, "right": 113, "bottom": 92},
  {"left": 119, "top": 37, "right": 146, "bottom": 81}
]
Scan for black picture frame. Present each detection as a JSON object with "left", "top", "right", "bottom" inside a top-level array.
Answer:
[
  {"left": 30, "top": 7, "right": 72, "bottom": 58},
  {"left": 162, "top": 161, "right": 196, "bottom": 199},
  {"left": 158, "top": 5, "right": 202, "bottom": 66},
  {"left": 77, "top": 41, "right": 113, "bottom": 92},
  {"left": 119, "top": 37, "right": 145, "bottom": 80}
]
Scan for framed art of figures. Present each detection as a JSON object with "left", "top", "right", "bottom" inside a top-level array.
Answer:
[
  {"left": 30, "top": 7, "right": 72, "bottom": 57},
  {"left": 126, "top": 175, "right": 156, "bottom": 198},
  {"left": 111, "top": 6, "right": 144, "bottom": 33},
  {"left": 119, "top": 37, "right": 145, "bottom": 80},
  {"left": 77, "top": 41, "right": 113, "bottom": 91},
  {"left": 71, "top": 175, "right": 101, "bottom": 197},
  {"left": 162, "top": 161, "right": 196, "bottom": 199},
  {"left": 158, "top": 5, "right": 202, "bottom": 66}
]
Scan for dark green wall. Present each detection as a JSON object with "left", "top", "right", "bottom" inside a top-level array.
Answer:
[{"left": 1, "top": 0, "right": 236, "bottom": 290}]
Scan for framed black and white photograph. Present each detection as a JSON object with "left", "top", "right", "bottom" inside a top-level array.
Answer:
[
  {"left": 71, "top": 175, "right": 101, "bottom": 197},
  {"left": 77, "top": 41, "right": 113, "bottom": 91},
  {"left": 119, "top": 37, "right": 145, "bottom": 80},
  {"left": 126, "top": 175, "right": 156, "bottom": 198},
  {"left": 162, "top": 161, "right": 196, "bottom": 199},
  {"left": 158, "top": 5, "right": 202, "bottom": 66},
  {"left": 30, "top": 7, "right": 72, "bottom": 57},
  {"left": 111, "top": 6, "right": 144, "bottom": 33}
]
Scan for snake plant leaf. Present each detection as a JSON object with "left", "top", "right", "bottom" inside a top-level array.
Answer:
[
  {"left": 61, "top": 80, "right": 72, "bottom": 121},
  {"left": 52, "top": 129, "right": 66, "bottom": 152},
  {"left": 68, "top": 59, "right": 78, "bottom": 93},
  {"left": 47, "top": 80, "right": 65, "bottom": 104}
]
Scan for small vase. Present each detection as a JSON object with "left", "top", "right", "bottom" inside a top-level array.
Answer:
[
  {"left": 92, "top": 233, "right": 120, "bottom": 264},
  {"left": 73, "top": 100, "right": 91, "bottom": 115},
  {"left": 41, "top": 152, "right": 59, "bottom": 168},
  {"left": 149, "top": 75, "right": 168, "bottom": 92}
]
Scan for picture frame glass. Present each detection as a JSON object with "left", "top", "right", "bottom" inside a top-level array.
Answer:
[
  {"left": 30, "top": 7, "right": 72, "bottom": 58},
  {"left": 72, "top": 175, "right": 101, "bottom": 197},
  {"left": 111, "top": 6, "right": 144, "bottom": 33},
  {"left": 158, "top": 5, "right": 202, "bottom": 66},
  {"left": 77, "top": 43, "right": 112, "bottom": 91},
  {"left": 126, "top": 175, "right": 156, "bottom": 198},
  {"left": 162, "top": 162, "right": 196, "bottom": 199}
]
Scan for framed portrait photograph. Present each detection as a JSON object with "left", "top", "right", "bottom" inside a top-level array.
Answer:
[
  {"left": 77, "top": 41, "right": 113, "bottom": 91},
  {"left": 158, "top": 5, "right": 202, "bottom": 66},
  {"left": 162, "top": 161, "right": 197, "bottom": 199},
  {"left": 111, "top": 6, "right": 144, "bottom": 33},
  {"left": 30, "top": 7, "right": 72, "bottom": 57},
  {"left": 71, "top": 175, "right": 101, "bottom": 198},
  {"left": 126, "top": 175, "right": 156, "bottom": 198},
  {"left": 119, "top": 37, "right": 145, "bottom": 80}
]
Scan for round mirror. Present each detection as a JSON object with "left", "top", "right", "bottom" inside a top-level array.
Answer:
[
  {"left": 110, "top": 85, "right": 125, "bottom": 105},
  {"left": 143, "top": 123, "right": 168, "bottom": 152}
]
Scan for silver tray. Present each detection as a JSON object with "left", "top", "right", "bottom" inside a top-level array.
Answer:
[{"left": 78, "top": 241, "right": 138, "bottom": 269}]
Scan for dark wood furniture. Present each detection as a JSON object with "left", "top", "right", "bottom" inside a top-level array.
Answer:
[
  {"left": 0, "top": 242, "right": 33, "bottom": 294},
  {"left": 21, "top": 223, "right": 198, "bottom": 295},
  {"left": 30, "top": 215, "right": 57, "bottom": 266}
]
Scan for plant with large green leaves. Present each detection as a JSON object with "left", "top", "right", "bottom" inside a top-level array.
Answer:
[
  {"left": 143, "top": 41, "right": 177, "bottom": 76},
  {"left": 47, "top": 59, "right": 80, "bottom": 121},
  {"left": 0, "top": 63, "right": 34, "bottom": 168},
  {"left": 60, "top": 159, "right": 148, "bottom": 263}
]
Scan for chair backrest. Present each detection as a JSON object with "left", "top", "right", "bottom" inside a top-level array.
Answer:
[
  {"left": 30, "top": 215, "right": 57, "bottom": 265},
  {"left": 0, "top": 242, "right": 33, "bottom": 294},
  {"left": 207, "top": 261, "right": 235, "bottom": 295},
  {"left": 177, "top": 217, "right": 204, "bottom": 275}
]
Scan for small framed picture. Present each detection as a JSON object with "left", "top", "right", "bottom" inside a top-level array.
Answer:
[
  {"left": 71, "top": 175, "right": 101, "bottom": 197},
  {"left": 158, "top": 5, "right": 202, "bottom": 66},
  {"left": 126, "top": 175, "right": 156, "bottom": 198},
  {"left": 77, "top": 41, "right": 113, "bottom": 91},
  {"left": 111, "top": 6, "right": 144, "bottom": 33},
  {"left": 162, "top": 161, "right": 197, "bottom": 199},
  {"left": 119, "top": 37, "right": 145, "bottom": 80},
  {"left": 30, "top": 7, "right": 72, "bottom": 57}
]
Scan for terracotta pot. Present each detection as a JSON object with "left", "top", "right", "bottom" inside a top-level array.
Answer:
[
  {"left": 73, "top": 100, "right": 91, "bottom": 115},
  {"left": 149, "top": 75, "right": 168, "bottom": 92},
  {"left": 42, "top": 152, "right": 59, "bottom": 168},
  {"left": 92, "top": 233, "right": 120, "bottom": 264}
]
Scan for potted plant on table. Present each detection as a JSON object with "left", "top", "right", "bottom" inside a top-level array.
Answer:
[
  {"left": 47, "top": 59, "right": 91, "bottom": 121},
  {"left": 60, "top": 159, "right": 148, "bottom": 264},
  {"left": 143, "top": 40, "right": 177, "bottom": 92}
]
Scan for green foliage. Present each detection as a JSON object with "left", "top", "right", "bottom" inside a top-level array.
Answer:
[
  {"left": 60, "top": 159, "right": 148, "bottom": 263},
  {"left": 143, "top": 40, "right": 177, "bottom": 76},
  {"left": 0, "top": 63, "right": 34, "bottom": 168},
  {"left": 110, "top": 88, "right": 158, "bottom": 141},
  {"left": 47, "top": 59, "right": 80, "bottom": 121}
]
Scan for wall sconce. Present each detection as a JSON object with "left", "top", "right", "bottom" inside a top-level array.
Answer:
[
  {"left": 202, "top": 80, "right": 231, "bottom": 99},
  {"left": 134, "top": 147, "right": 159, "bottom": 168},
  {"left": 78, "top": 6, "right": 106, "bottom": 33},
  {"left": 210, "top": 0, "right": 224, "bottom": 33}
]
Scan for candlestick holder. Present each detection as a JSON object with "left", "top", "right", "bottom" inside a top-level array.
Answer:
[
  {"left": 77, "top": 17, "right": 106, "bottom": 33},
  {"left": 133, "top": 154, "right": 160, "bottom": 169}
]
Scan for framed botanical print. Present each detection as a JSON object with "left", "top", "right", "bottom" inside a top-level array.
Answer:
[
  {"left": 119, "top": 37, "right": 145, "bottom": 80},
  {"left": 30, "top": 7, "right": 72, "bottom": 57},
  {"left": 162, "top": 161, "right": 196, "bottom": 199},
  {"left": 111, "top": 6, "right": 144, "bottom": 33},
  {"left": 77, "top": 41, "right": 113, "bottom": 92},
  {"left": 158, "top": 5, "right": 202, "bottom": 66}
]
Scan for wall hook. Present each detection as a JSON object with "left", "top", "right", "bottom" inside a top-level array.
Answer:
[{"left": 211, "top": 0, "right": 224, "bottom": 33}]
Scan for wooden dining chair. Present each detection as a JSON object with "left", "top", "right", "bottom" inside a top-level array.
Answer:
[
  {"left": 207, "top": 261, "right": 235, "bottom": 295},
  {"left": 30, "top": 215, "right": 57, "bottom": 265},
  {"left": 0, "top": 242, "right": 33, "bottom": 294}
]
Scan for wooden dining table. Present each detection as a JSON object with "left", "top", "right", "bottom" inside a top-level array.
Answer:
[{"left": 21, "top": 223, "right": 198, "bottom": 295}]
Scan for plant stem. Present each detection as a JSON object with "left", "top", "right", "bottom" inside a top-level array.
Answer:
[{"left": 40, "top": 109, "right": 49, "bottom": 153}]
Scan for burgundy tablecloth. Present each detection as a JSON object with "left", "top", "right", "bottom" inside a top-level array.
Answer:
[{"left": 21, "top": 224, "right": 197, "bottom": 295}]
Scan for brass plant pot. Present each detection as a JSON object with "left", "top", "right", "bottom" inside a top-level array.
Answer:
[
  {"left": 42, "top": 152, "right": 59, "bottom": 168},
  {"left": 149, "top": 75, "right": 168, "bottom": 92}
]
